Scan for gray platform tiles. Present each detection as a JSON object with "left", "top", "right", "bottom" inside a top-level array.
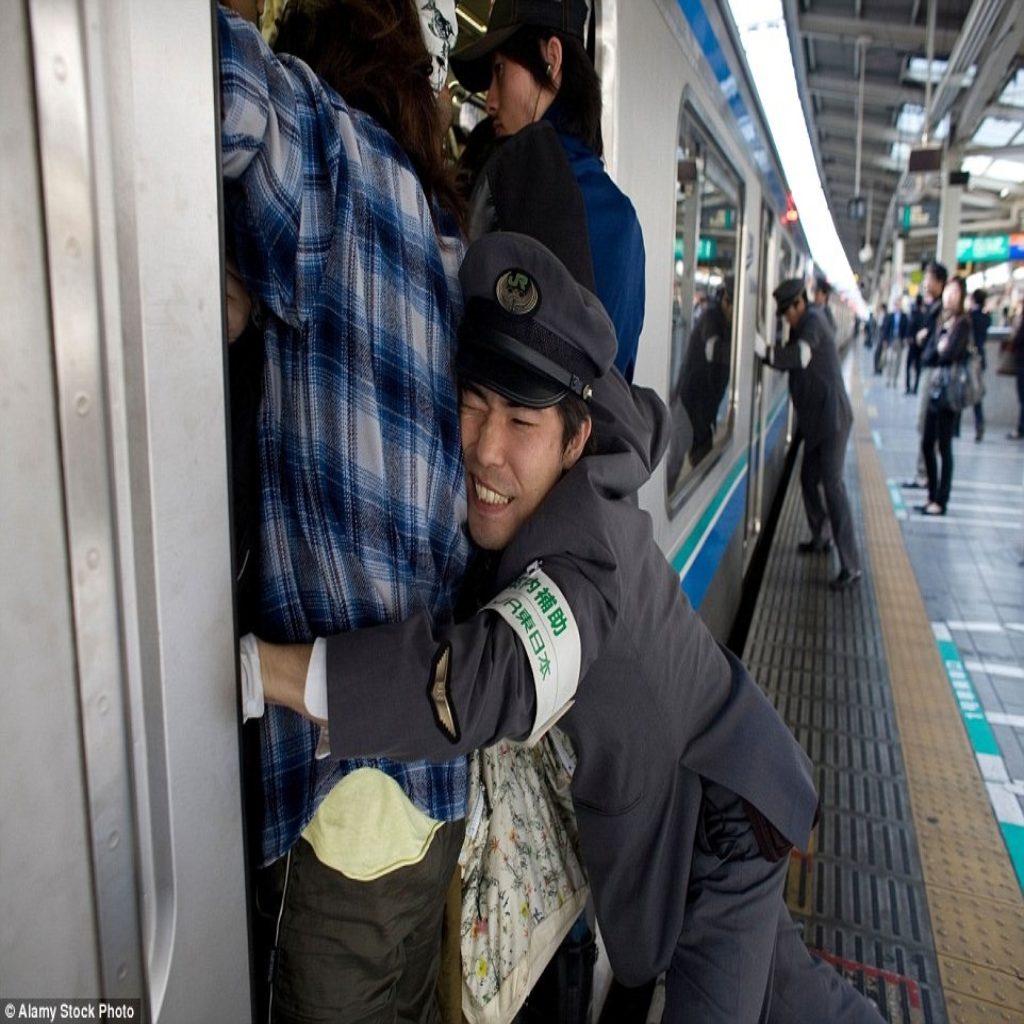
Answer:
[
  {"left": 743, "top": 444, "right": 946, "bottom": 1024},
  {"left": 864, "top": 352, "right": 1024, "bottom": 887}
]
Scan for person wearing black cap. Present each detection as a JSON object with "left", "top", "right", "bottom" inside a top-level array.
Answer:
[
  {"left": 756, "top": 278, "right": 862, "bottom": 590},
  {"left": 246, "top": 233, "right": 882, "bottom": 1022},
  {"left": 450, "top": 0, "right": 646, "bottom": 382}
]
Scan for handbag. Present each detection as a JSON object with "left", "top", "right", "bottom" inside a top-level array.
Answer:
[
  {"left": 962, "top": 343, "right": 985, "bottom": 407},
  {"left": 459, "top": 729, "right": 589, "bottom": 1024}
]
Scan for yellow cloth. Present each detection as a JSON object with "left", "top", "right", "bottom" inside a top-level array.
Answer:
[{"left": 302, "top": 767, "right": 441, "bottom": 881}]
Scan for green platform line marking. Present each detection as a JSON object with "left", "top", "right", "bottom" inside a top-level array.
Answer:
[
  {"left": 1001, "top": 824, "right": 1024, "bottom": 891},
  {"left": 886, "top": 479, "right": 908, "bottom": 519},
  {"left": 934, "top": 622, "right": 1024, "bottom": 892}
]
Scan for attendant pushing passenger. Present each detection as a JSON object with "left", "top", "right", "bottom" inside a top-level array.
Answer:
[
  {"left": 756, "top": 278, "right": 862, "bottom": 591},
  {"left": 245, "top": 232, "right": 882, "bottom": 1023}
]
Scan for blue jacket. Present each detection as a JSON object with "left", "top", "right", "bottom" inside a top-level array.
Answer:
[{"left": 546, "top": 104, "right": 645, "bottom": 381}]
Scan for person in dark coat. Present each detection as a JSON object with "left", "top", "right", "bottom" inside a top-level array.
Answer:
[
  {"left": 756, "top": 278, "right": 862, "bottom": 591},
  {"left": 675, "top": 276, "right": 733, "bottom": 468},
  {"left": 902, "top": 262, "right": 949, "bottom": 489},
  {"left": 814, "top": 275, "right": 836, "bottom": 333},
  {"left": 244, "top": 233, "right": 882, "bottom": 1023},
  {"left": 450, "top": 0, "right": 645, "bottom": 381},
  {"left": 969, "top": 289, "right": 991, "bottom": 442},
  {"left": 1010, "top": 314, "right": 1024, "bottom": 440},
  {"left": 916, "top": 275, "right": 972, "bottom": 515}
]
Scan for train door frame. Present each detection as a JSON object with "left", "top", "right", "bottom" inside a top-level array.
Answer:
[
  {"left": 666, "top": 95, "right": 745, "bottom": 517},
  {"left": 742, "top": 201, "right": 777, "bottom": 566},
  {"left": 3, "top": 3, "right": 252, "bottom": 1018}
]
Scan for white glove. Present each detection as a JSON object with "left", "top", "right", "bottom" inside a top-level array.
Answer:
[
  {"left": 305, "top": 638, "right": 330, "bottom": 758},
  {"left": 239, "top": 633, "right": 265, "bottom": 722},
  {"left": 753, "top": 334, "right": 768, "bottom": 361}
]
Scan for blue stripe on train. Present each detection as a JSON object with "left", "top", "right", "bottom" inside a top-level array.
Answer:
[
  {"left": 674, "top": 0, "right": 788, "bottom": 210},
  {"left": 674, "top": 397, "right": 788, "bottom": 609}
]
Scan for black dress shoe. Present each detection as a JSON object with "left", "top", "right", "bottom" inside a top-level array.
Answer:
[
  {"left": 797, "top": 539, "right": 832, "bottom": 555},
  {"left": 901, "top": 478, "right": 928, "bottom": 488},
  {"left": 920, "top": 502, "right": 945, "bottom": 516},
  {"left": 829, "top": 568, "right": 862, "bottom": 591}
]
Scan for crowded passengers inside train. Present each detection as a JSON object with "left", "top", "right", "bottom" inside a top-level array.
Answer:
[{"left": 218, "top": 1, "right": 883, "bottom": 1021}]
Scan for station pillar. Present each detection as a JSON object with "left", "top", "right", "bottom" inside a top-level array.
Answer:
[
  {"left": 892, "top": 236, "right": 906, "bottom": 301},
  {"left": 936, "top": 151, "right": 963, "bottom": 271}
]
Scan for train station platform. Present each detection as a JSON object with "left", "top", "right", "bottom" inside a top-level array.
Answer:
[{"left": 741, "top": 340, "right": 1024, "bottom": 1024}]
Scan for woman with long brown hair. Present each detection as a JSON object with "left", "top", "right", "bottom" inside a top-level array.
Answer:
[
  {"left": 219, "top": 2, "right": 470, "bottom": 1020},
  {"left": 918, "top": 275, "right": 972, "bottom": 516}
]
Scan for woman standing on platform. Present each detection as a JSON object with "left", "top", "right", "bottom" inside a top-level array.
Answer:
[{"left": 918, "top": 276, "right": 972, "bottom": 516}]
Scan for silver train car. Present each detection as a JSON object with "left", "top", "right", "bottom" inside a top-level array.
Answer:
[{"left": 1, "top": 1, "right": 853, "bottom": 1019}]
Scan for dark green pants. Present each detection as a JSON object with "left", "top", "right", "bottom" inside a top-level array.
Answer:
[{"left": 258, "top": 822, "right": 465, "bottom": 1024}]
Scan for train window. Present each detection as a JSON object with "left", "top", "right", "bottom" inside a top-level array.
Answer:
[{"left": 666, "top": 103, "right": 744, "bottom": 507}]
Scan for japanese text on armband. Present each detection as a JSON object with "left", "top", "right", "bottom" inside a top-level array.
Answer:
[{"left": 483, "top": 562, "right": 582, "bottom": 745}]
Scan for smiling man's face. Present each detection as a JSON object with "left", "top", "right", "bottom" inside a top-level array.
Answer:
[{"left": 459, "top": 383, "right": 588, "bottom": 550}]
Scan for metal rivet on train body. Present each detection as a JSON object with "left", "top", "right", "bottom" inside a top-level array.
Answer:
[
  {"left": 86, "top": 548, "right": 100, "bottom": 569},
  {"left": 117, "top": 963, "right": 128, "bottom": 982},
  {"left": 75, "top": 392, "right": 90, "bottom": 415},
  {"left": 108, "top": 830, "right": 119, "bottom": 850},
  {"left": 97, "top": 694, "right": 110, "bottom": 715},
  {"left": 53, "top": 55, "right": 67, "bottom": 81}
]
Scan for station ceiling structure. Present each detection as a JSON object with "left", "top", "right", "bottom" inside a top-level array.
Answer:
[{"left": 784, "top": 0, "right": 1024, "bottom": 293}]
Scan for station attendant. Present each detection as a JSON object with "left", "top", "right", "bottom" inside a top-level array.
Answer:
[
  {"left": 756, "top": 278, "right": 862, "bottom": 591},
  {"left": 244, "top": 233, "right": 883, "bottom": 1023}
]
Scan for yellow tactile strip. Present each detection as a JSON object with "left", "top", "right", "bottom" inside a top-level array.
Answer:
[{"left": 851, "top": 361, "right": 1024, "bottom": 1023}]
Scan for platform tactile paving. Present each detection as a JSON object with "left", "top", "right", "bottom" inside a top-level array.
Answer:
[
  {"left": 742, "top": 352, "right": 1024, "bottom": 1024},
  {"left": 744, "top": 441, "right": 946, "bottom": 1023}
]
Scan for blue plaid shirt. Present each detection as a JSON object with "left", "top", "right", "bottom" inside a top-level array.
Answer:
[{"left": 218, "top": 8, "right": 471, "bottom": 866}]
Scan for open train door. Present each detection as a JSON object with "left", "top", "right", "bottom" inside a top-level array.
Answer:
[{"left": 1, "top": 2, "right": 251, "bottom": 1020}]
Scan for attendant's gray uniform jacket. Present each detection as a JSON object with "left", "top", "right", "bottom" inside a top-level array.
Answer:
[
  {"left": 323, "top": 372, "right": 818, "bottom": 985},
  {"left": 772, "top": 306, "right": 852, "bottom": 448}
]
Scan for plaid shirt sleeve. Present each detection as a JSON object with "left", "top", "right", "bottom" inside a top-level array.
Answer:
[
  {"left": 218, "top": 6, "right": 349, "bottom": 328},
  {"left": 217, "top": 7, "right": 473, "bottom": 859}
]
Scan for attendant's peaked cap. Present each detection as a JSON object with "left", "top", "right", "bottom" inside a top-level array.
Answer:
[
  {"left": 773, "top": 277, "right": 806, "bottom": 314},
  {"left": 457, "top": 232, "right": 615, "bottom": 408}
]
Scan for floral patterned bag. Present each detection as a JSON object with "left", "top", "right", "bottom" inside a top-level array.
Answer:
[{"left": 459, "top": 729, "right": 589, "bottom": 1024}]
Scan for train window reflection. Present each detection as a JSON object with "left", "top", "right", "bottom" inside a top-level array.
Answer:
[
  {"left": 776, "top": 237, "right": 794, "bottom": 345},
  {"left": 666, "top": 104, "right": 743, "bottom": 506}
]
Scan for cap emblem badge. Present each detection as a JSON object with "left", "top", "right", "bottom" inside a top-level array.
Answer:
[{"left": 495, "top": 269, "right": 539, "bottom": 315}]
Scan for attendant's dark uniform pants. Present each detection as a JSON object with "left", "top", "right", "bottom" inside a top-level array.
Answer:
[
  {"left": 799, "top": 423, "right": 860, "bottom": 574},
  {"left": 664, "top": 781, "right": 881, "bottom": 1023}
]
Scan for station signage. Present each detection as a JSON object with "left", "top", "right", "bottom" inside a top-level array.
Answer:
[
  {"left": 701, "top": 205, "right": 735, "bottom": 230},
  {"left": 901, "top": 201, "right": 939, "bottom": 231},
  {"left": 956, "top": 233, "right": 1024, "bottom": 263},
  {"left": 674, "top": 237, "right": 718, "bottom": 262}
]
